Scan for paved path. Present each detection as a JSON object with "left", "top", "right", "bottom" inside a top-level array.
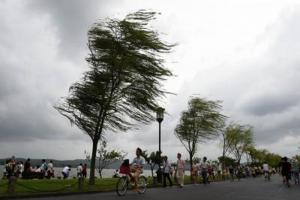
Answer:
[{"left": 19, "top": 175, "right": 300, "bottom": 200}]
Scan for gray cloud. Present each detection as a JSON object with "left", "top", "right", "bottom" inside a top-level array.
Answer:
[
  {"left": 241, "top": 94, "right": 299, "bottom": 116},
  {"left": 1, "top": 0, "right": 300, "bottom": 160},
  {"left": 27, "top": 0, "right": 122, "bottom": 61}
]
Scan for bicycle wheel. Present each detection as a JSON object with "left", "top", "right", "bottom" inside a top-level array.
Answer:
[
  {"left": 137, "top": 176, "right": 147, "bottom": 194},
  {"left": 116, "top": 177, "right": 128, "bottom": 196}
]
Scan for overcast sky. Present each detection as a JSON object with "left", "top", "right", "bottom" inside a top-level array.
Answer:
[{"left": 1, "top": 0, "right": 300, "bottom": 162}]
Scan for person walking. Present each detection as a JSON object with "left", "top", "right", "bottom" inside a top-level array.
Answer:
[
  {"left": 280, "top": 157, "right": 292, "bottom": 187},
  {"left": 291, "top": 159, "right": 299, "bottom": 185},
  {"left": 162, "top": 156, "right": 173, "bottom": 187},
  {"left": 229, "top": 165, "right": 235, "bottom": 181},
  {"left": 200, "top": 157, "right": 209, "bottom": 184},
  {"left": 191, "top": 161, "right": 199, "bottom": 184},
  {"left": 176, "top": 153, "right": 185, "bottom": 188}
]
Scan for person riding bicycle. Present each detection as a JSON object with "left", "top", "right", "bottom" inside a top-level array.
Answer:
[
  {"left": 262, "top": 162, "right": 270, "bottom": 180},
  {"left": 120, "top": 159, "right": 133, "bottom": 180},
  {"left": 130, "top": 148, "right": 145, "bottom": 189}
]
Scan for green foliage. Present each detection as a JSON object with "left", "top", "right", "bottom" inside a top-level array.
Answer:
[
  {"left": 224, "top": 123, "right": 254, "bottom": 164},
  {"left": 246, "top": 147, "right": 281, "bottom": 167},
  {"left": 174, "top": 97, "right": 226, "bottom": 176},
  {"left": 97, "top": 141, "right": 125, "bottom": 178},
  {"left": 175, "top": 97, "right": 226, "bottom": 154},
  {"left": 218, "top": 156, "right": 236, "bottom": 167},
  {"left": 141, "top": 150, "right": 161, "bottom": 180},
  {"left": 54, "top": 10, "right": 174, "bottom": 184}
]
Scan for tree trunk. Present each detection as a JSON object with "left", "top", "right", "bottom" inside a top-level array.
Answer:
[
  {"left": 99, "top": 170, "right": 102, "bottom": 179},
  {"left": 222, "top": 134, "right": 226, "bottom": 171},
  {"left": 89, "top": 138, "right": 98, "bottom": 185},
  {"left": 189, "top": 152, "right": 193, "bottom": 181}
]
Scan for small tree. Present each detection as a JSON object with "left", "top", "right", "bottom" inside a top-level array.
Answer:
[
  {"left": 225, "top": 123, "right": 254, "bottom": 165},
  {"left": 97, "top": 141, "right": 125, "bottom": 178},
  {"left": 141, "top": 150, "right": 161, "bottom": 184},
  {"left": 174, "top": 97, "right": 226, "bottom": 179},
  {"left": 220, "top": 123, "right": 235, "bottom": 170}
]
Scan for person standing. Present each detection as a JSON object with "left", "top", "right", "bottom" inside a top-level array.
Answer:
[
  {"left": 82, "top": 164, "right": 87, "bottom": 178},
  {"left": 176, "top": 153, "right": 185, "bottom": 188},
  {"left": 47, "top": 160, "right": 54, "bottom": 178},
  {"left": 162, "top": 156, "right": 173, "bottom": 187},
  {"left": 77, "top": 163, "right": 83, "bottom": 178},
  {"left": 40, "top": 159, "right": 48, "bottom": 177}
]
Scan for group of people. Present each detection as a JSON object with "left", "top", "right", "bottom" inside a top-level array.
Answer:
[
  {"left": 76, "top": 163, "right": 88, "bottom": 179},
  {"left": 279, "top": 156, "right": 300, "bottom": 187},
  {"left": 2, "top": 156, "right": 89, "bottom": 180},
  {"left": 4, "top": 157, "right": 55, "bottom": 179},
  {"left": 118, "top": 149, "right": 188, "bottom": 188}
]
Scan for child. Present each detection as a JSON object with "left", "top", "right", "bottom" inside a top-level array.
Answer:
[{"left": 120, "top": 159, "right": 130, "bottom": 175}]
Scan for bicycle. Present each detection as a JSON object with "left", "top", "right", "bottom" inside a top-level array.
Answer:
[
  {"left": 116, "top": 173, "right": 147, "bottom": 196},
  {"left": 264, "top": 171, "right": 271, "bottom": 181}
]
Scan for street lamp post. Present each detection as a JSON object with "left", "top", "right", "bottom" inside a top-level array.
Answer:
[{"left": 156, "top": 107, "right": 164, "bottom": 183}]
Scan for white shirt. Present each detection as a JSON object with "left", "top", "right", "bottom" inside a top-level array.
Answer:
[
  {"left": 77, "top": 165, "right": 83, "bottom": 173},
  {"left": 163, "top": 160, "right": 171, "bottom": 173},
  {"left": 48, "top": 163, "right": 53, "bottom": 169},
  {"left": 200, "top": 162, "right": 208, "bottom": 171},
  {"left": 62, "top": 166, "right": 70, "bottom": 175},
  {"left": 263, "top": 164, "right": 269, "bottom": 171},
  {"left": 131, "top": 157, "right": 145, "bottom": 167}
]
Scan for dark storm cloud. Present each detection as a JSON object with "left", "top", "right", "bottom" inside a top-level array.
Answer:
[
  {"left": 27, "top": 0, "right": 122, "bottom": 60},
  {"left": 242, "top": 94, "right": 299, "bottom": 116}
]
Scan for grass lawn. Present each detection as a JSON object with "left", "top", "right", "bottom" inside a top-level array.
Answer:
[
  {"left": 0, "top": 178, "right": 118, "bottom": 198},
  {"left": 0, "top": 175, "right": 229, "bottom": 198}
]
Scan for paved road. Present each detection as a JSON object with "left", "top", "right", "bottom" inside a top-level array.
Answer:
[{"left": 20, "top": 175, "right": 300, "bottom": 200}]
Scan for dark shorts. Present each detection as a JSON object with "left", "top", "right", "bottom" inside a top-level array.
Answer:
[{"left": 282, "top": 171, "right": 291, "bottom": 180}]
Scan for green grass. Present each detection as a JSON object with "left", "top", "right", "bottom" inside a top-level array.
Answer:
[
  {"left": 0, "top": 175, "right": 230, "bottom": 198},
  {"left": 0, "top": 178, "right": 118, "bottom": 198}
]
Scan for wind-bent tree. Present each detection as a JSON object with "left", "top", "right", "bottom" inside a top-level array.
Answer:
[
  {"left": 174, "top": 97, "right": 226, "bottom": 178},
  {"left": 55, "top": 10, "right": 174, "bottom": 184},
  {"left": 225, "top": 123, "right": 254, "bottom": 165},
  {"left": 220, "top": 123, "right": 237, "bottom": 170}
]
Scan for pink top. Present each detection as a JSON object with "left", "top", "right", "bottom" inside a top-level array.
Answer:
[{"left": 177, "top": 159, "right": 185, "bottom": 170}]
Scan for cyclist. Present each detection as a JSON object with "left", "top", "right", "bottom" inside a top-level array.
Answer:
[
  {"left": 130, "top": 148, "right": 145, "bottom": 190},
  {"left": 262, "top": 162, "right": 270, "bottom": 180}
]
